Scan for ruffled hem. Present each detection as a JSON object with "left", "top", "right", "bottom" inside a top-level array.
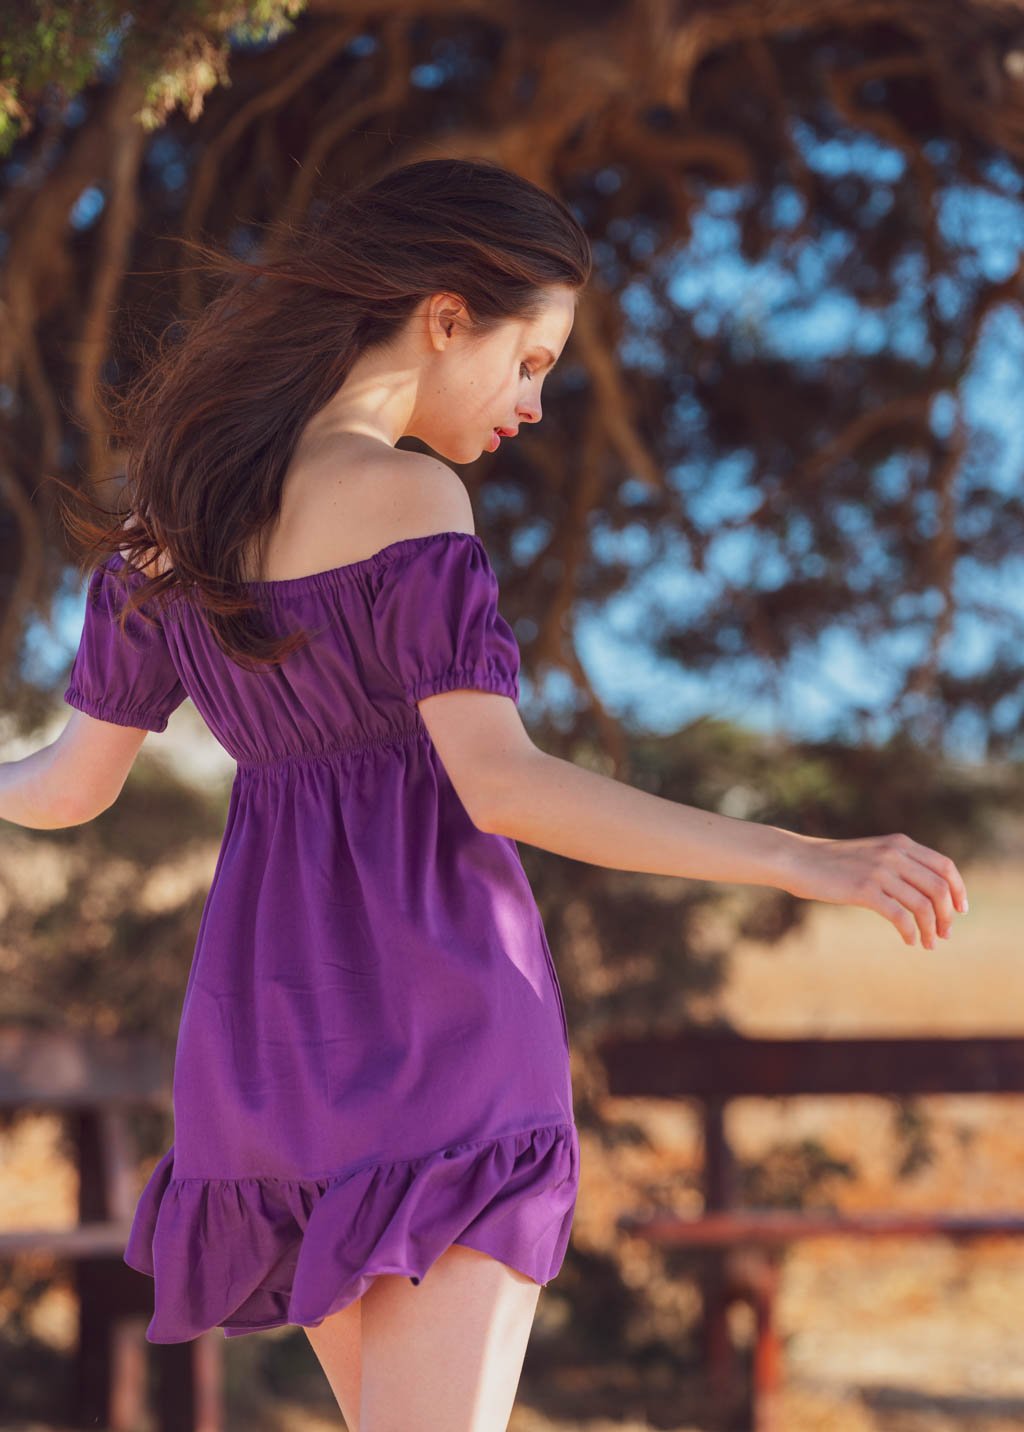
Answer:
[{"left": 123, "top": 1121, "right": 579, "bottom": 1342}]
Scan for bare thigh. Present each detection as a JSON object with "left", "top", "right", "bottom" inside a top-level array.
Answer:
[
  {"left": 304, "top": 1293, "right": 363, "bottom": 1431},
  {"left": 359, "top": 1242, "right": 542, "bottom": 1432}
]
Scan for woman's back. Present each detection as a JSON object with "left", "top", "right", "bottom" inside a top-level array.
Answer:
[
  {"left": 134, "top": 431, "right": 465, "bottom": 584},
  {"left": 236, "top": 431, "right": 460, "bottom": 582}
]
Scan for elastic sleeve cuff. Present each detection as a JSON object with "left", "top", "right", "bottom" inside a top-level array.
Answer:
[
  {"left": 64, "top": 685, "right": 172, "bottom": 732},
  {"left": 406, "top": 666, "right": 520, "bottom": 706}
]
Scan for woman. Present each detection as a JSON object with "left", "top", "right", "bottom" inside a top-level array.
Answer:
[{"left": 25, "top": 157, "right": 965, "bottom": 1431}]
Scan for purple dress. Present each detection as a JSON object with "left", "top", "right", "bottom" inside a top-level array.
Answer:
[{"left": 63, "top": 530, "right": 578, "bottom": 1343}]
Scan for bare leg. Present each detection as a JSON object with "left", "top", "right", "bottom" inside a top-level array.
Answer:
[
  {"left": 359, "top": 1242, "right": 542, "bottom": 1432},
  {"left": 304, "top": 1293, "right": 363, "bottom": 1431}
]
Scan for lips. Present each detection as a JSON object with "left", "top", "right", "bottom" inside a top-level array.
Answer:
[{"left": 489, "top": 426, "right": 518, "bottom": 452}]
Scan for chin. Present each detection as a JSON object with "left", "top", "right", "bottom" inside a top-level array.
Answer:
[
  {"left": 422, "top": 432, "right": 479, "bottom": 465},
  {"left": 442, "top": 438, "right": 478, "bottom": 465}
]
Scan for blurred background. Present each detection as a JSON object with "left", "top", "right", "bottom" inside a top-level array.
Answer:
[{"left": 2, "top": 2, "right": 1024, "bottom": 1430}]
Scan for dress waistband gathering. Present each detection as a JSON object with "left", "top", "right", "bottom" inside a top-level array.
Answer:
[{"left": 233, "top": 724, "right": 428, "bottom": 774}]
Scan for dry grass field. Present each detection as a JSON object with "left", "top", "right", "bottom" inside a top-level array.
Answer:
[{"left": 2, "top": 834, "right": 1022, "bottom": 1432}]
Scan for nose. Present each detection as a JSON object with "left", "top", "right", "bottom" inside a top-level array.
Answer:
[{"left": 517, "top": 397, "right": 542, "bottom": 424}]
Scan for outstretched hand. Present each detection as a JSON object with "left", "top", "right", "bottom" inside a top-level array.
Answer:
[{"left": 781, "top": 832, "right": 968, "bottom": 949}]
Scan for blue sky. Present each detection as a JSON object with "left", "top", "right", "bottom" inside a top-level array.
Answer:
[
  {"left": 557, "top": 128, "right": 1024, "bottom": 763},
  {"left": 565, "top": 278, "right": 1024, "bottom": 763}
]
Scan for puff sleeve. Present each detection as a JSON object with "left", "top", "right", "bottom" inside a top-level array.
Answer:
[
  {"left": 63, "top": 552, "right": 187, "bottom": 732},
  {"left": 373, "top": 532, "right": 520, "bottom": 706}
]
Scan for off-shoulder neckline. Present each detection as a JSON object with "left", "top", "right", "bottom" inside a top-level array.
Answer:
[{"left": 112, "top": 529, "right": 486, "bottom": 599}]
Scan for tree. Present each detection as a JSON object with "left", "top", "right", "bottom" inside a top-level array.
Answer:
[{"left": 2, "top": 1, "right": 1023, "bottom": 761}]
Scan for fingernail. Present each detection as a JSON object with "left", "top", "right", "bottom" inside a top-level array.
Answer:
[{"left": 962, "top": 897, "right": 969, "bottom": 914}]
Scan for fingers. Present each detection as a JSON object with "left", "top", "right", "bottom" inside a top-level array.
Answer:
[
  {"left": 882, "top": 874, "right": 945, "bottom": 947},
  {"left": 874, "top": 888, "right": 920, "bottom": 947},
  {"left": 895, "top": 833, "right": 969, "bottom": 914},
  {"left": 870, "top": 835, "right": 969, "bottom": 949},
  {"left": 891, "top": 866, "right": 955, "bottom": 946},
  {"left": 807, "top": 831, "right": 969, "bottom": 949}
]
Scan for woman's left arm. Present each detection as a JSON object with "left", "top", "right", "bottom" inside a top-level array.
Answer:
[{"left": 0, "top": 711, "right": 148, "bottom": 829}]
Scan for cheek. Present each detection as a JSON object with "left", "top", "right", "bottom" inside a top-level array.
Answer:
[{"left": 462, "top": 369, "right": 511, "bottom": 411}]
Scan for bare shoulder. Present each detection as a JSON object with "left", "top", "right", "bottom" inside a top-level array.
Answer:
[
  {"left": 235, "top": 438, "right": 479, "bottom": 581},
  {"left": 373, "top": 448, "right": 476, "bottom": 541}
]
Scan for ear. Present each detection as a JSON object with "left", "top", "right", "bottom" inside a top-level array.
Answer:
[{"left": 428, "top": 292, "right": 469, "bottom": 349}]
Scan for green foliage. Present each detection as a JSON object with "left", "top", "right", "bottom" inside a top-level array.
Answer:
[{"left": 0, "top": 0, "right": 308, "bottom": 159}]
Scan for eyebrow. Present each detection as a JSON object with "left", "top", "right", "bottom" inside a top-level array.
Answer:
[{"left": 535, "top": 346, "right": 558, "bottom": 368}]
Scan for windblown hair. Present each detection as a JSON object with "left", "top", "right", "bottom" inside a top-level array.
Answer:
[{"left": 57, "top": 157, "right": 592, "bottom": 671}]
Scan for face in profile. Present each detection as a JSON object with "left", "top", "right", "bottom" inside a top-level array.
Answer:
[{"left": 411, "top": 284, "right": 577, "bottom": 464}]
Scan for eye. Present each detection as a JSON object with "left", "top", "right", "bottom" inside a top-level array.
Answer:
[{"left": 520, "top": 362, "right": 534, "bottom": 381}]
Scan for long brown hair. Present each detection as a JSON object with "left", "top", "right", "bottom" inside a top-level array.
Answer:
[{"left": 56, "top": 157, "right": 592, "bottom": 672}]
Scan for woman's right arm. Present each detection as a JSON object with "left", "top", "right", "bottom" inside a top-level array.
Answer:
[{"left": 477, "top": 744, "right": 968, "bottom": 951}]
